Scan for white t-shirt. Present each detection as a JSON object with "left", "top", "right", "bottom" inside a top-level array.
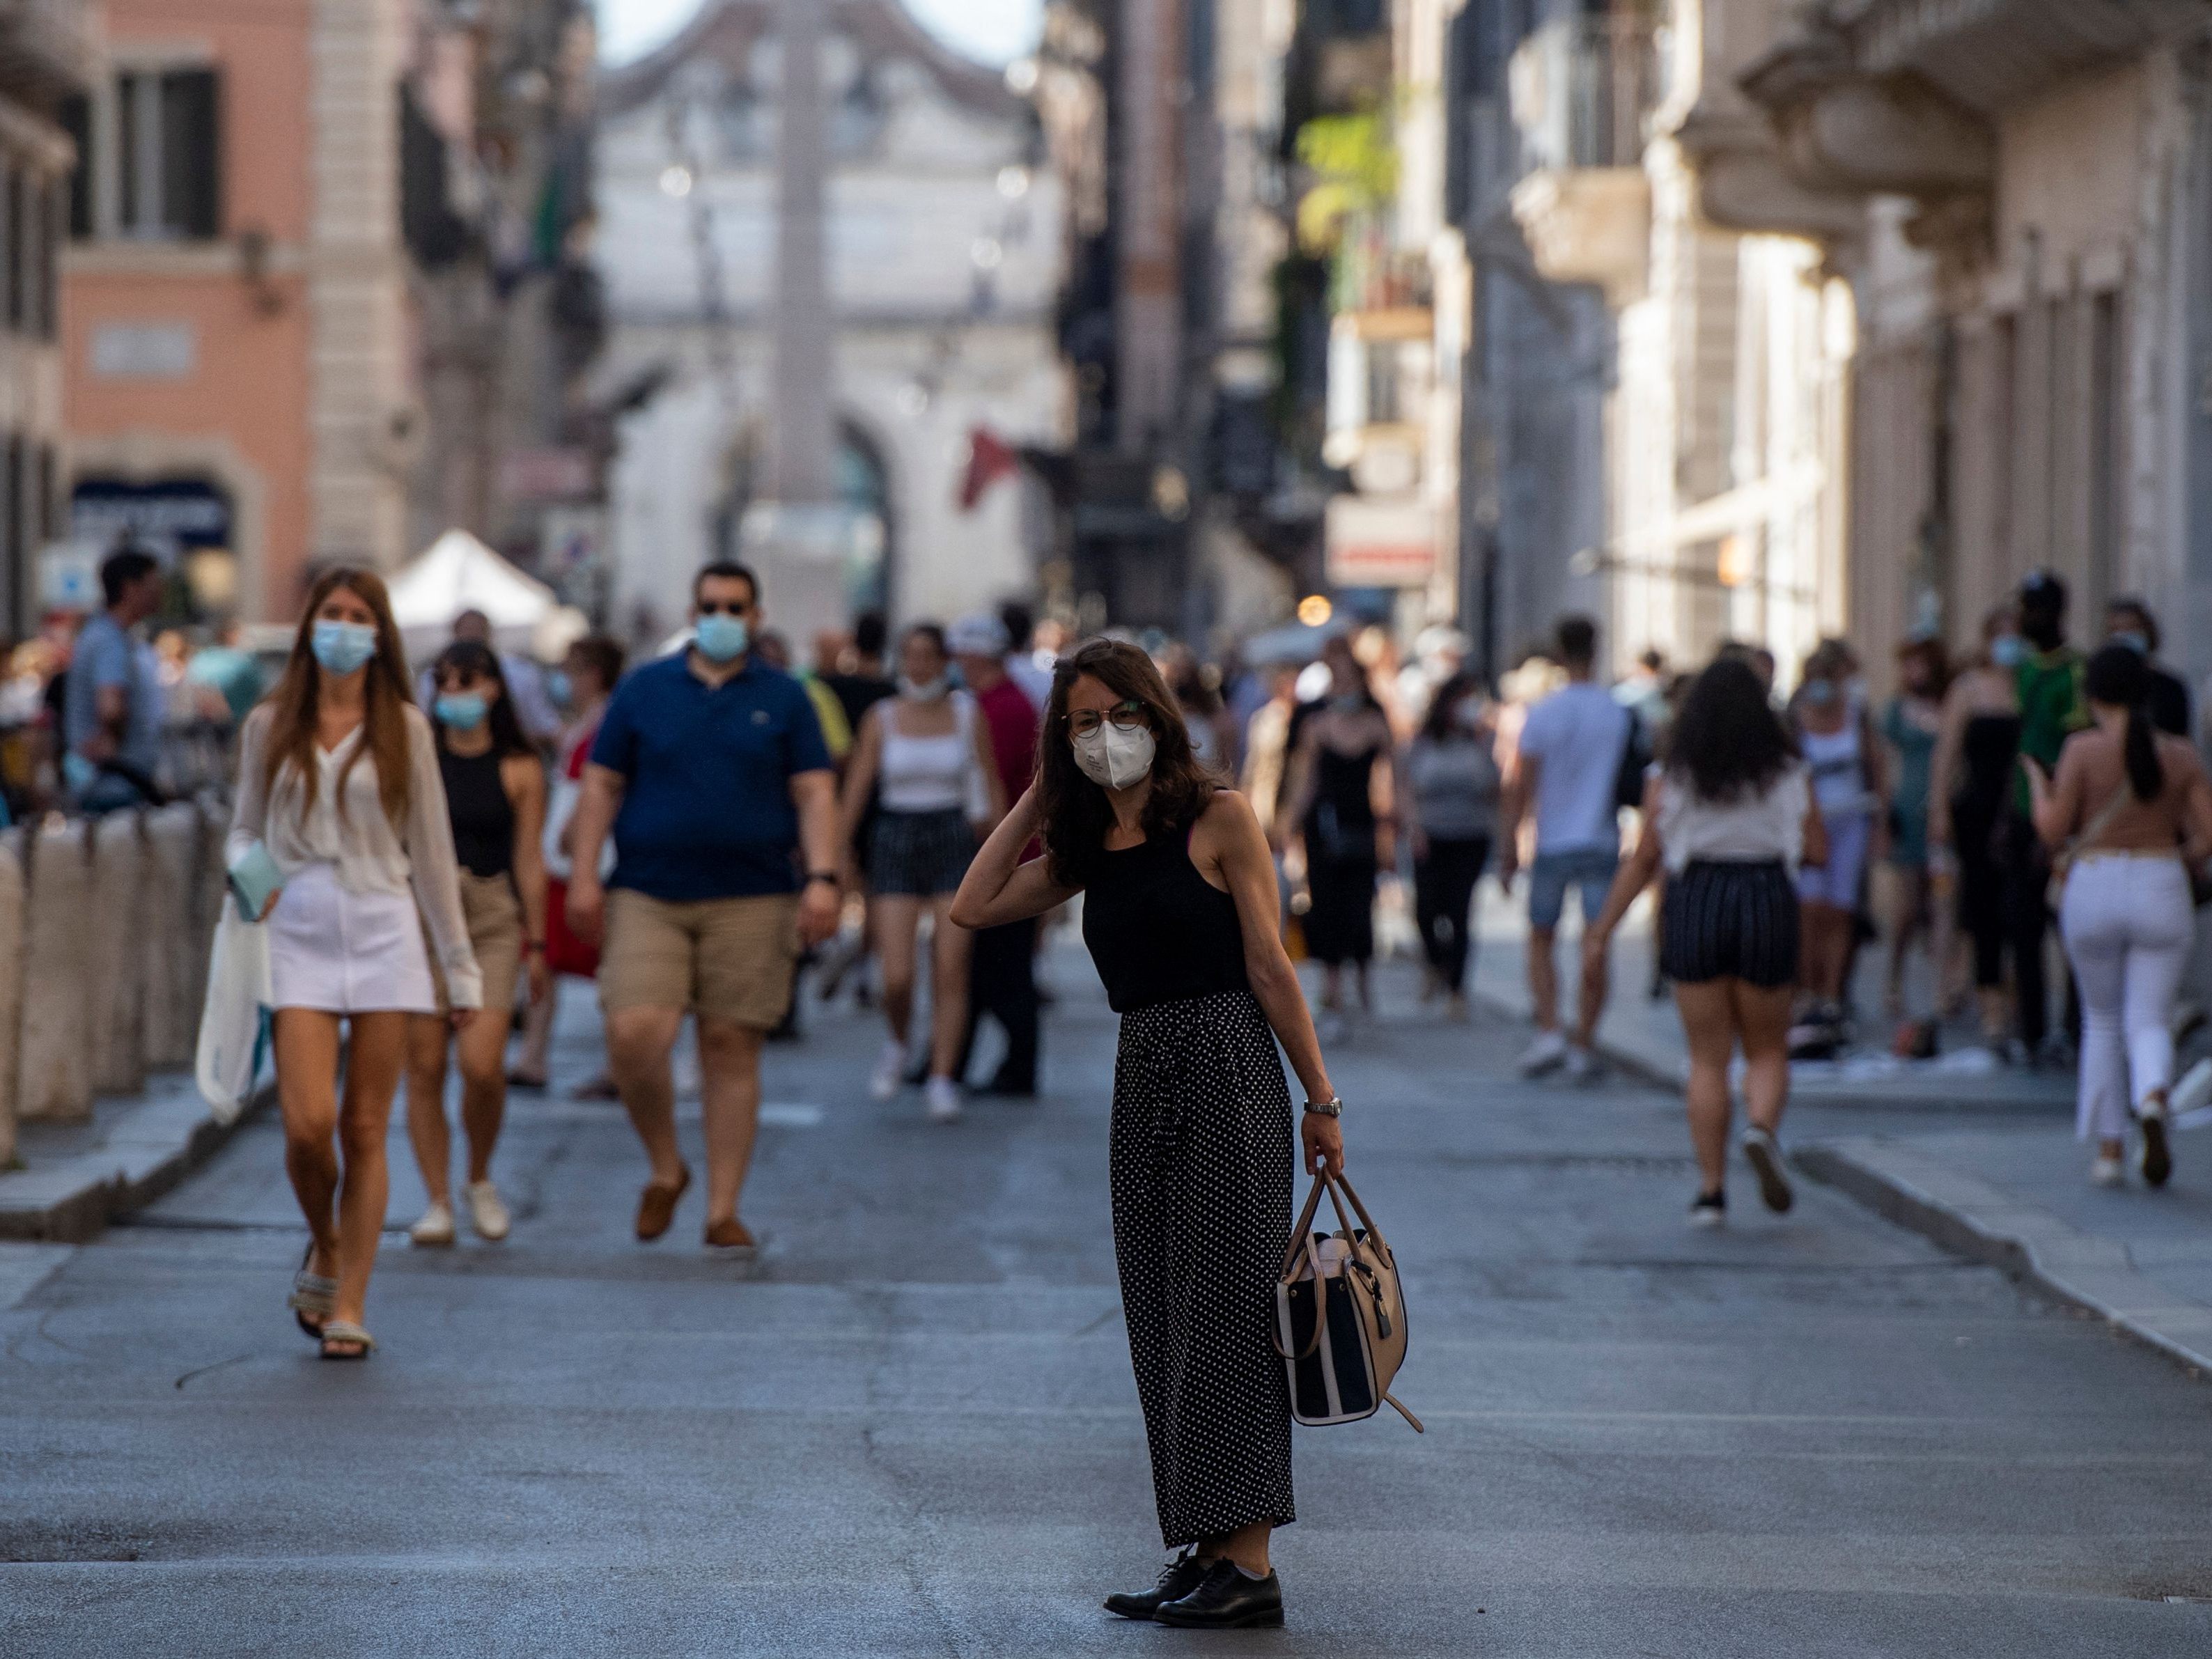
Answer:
[
  {"left": 1517, "top": 680, "right": 1630, "bottom": 855},
  {"left": 1653, "top": 763, "right": 1811, "bottom": 875}
]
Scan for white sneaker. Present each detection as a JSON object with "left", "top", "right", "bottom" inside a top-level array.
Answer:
[
  {"left": 869, "top": 1038, "right": 908, "bottom": 1102},
  {"left": 2090, "top": 1155, "right": 2126, "bottom": 1188},
  {"left": 926, "top": 1076, "right": 963, "bottom": 1123},
  {"left": 1562, "top": 1045, "right": 1603, "bottom": 1084},
  {"left": 1517, "top": 1030, "right": 1569, "bottom": 1077},
  {"left": 465, "top": 1180, "right": 511, "bottom": 1242},
  {"left": 408, "top": 1201, "right": 455, "bottom": 1247}
]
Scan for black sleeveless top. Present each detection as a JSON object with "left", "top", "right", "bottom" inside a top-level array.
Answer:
[
  {"left": 439, "top": 747, "right": 515, "bottom": 880},
  {"left": 1081, "top": 826, "right": 1250, "bottom": 1014}
]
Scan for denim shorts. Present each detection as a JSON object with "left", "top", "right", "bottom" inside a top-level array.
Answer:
[{"left": 1528, "top": 846, "right": 1619, "bottom": 933}]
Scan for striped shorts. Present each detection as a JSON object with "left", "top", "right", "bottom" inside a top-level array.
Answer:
[
  {"left": 868, "top": 807, "right": 976, "bottom": 897},
  {"left": 1660, "top": 859, "right": 1800, "bottom": 988}
]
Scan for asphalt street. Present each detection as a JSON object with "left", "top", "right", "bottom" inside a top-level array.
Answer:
[{"left": 4, "top": 935, "right": 2212, "bottom": 1657}]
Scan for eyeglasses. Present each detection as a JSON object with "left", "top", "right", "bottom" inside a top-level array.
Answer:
[{"left": 1066, "top": 701, "right": 1147, "bottom": 738}]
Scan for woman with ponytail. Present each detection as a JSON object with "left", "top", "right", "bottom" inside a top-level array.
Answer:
[{"left": 2031, "top": 644, "right": 2212, "bottom": 1190}]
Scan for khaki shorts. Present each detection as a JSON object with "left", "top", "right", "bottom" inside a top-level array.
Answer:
[
  {"left": 600, "top": 888, "right": 799, "bottom": 1029},
  {"left": 433, "top": 871, "right": 524, "bottom": 1018}
]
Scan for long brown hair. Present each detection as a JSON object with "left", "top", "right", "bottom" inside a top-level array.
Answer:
[
  {"left": 1038, "top": 637, "right": 1217, "bottom": 888},
  {"left": 260, "top": 566, "right": 416, "bottom": 827}
]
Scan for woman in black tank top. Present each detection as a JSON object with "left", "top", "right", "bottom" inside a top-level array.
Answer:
[
  {"left": 953, "top": 639, "right": 1346, "bottom": 1630},
  {"left": 400, "top": 641, "right": 547, "bottom": 1249}
]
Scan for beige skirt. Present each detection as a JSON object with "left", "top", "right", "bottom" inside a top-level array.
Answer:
[{"left": 432, "top": 871, "right": 523, "bottom": 1018}]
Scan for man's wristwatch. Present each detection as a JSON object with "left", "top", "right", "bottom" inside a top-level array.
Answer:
[
  {"left": 1303, "top": 1096, "right": 1343, "bottom": 1119},
  {"left": 805, "top": 871, "right": 840, "bottom": 887}
]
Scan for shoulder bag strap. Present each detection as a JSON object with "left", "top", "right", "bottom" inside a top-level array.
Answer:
[{"left": 2059, "top": 782, "right": 2133, "bottom": 872}]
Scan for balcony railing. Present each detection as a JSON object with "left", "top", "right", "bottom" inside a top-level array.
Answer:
[{"left": 1509, "top": 16, "right": 1660, "bottom": 176}]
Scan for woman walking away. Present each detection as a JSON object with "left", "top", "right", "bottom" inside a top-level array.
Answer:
[
  {"left": 838, "top": 623, "right": 1004, "bottom": 1121},
  {"left": 2030, "top": 645, "right": 2212, "bottom": 1189},
  {"left": 1789, "top": 641, "right": 1887, "bottom": 1028},
  {"left": 403, "top": 643, "right": 549, "bottom": 1246},
  {"left": 226, "top": 568, "right": 481, "bottom": 1357},
  {"left": 511, "top": 634, "right": 625, "bottom": 1096},
  {"left": 953, "top": 639, "right": 1345, "bottom": 1630},
  {"left": 1929, "top": 607, "right": 2025, "bottom": 1054},
  {"left": 1405, "top": 671, "right": 1500, "bottom": 1018},
  {"left": 1583, "top": 657, "right": 1825, "bottom": 1227},
  {"left": 1281, "top": 634, "right": 1399, "bottom": 1041}
]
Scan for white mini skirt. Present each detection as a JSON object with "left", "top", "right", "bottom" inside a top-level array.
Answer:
[{"left": 266, "top": 862, "right": 437, "bottom": 1015}]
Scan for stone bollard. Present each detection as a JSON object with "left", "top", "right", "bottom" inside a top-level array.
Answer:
[
  {"left": 0, "top": 830, "right": 24, "bottom": 1166},
  {"left": 91, "top": 811, "right": 148, "bottom": 1097},
  {"left": 17, "top": 818, "right": 93, "bottom": 1123},
  {"left": 140, "top": 804, "right": 203, "bottom": 1070}
]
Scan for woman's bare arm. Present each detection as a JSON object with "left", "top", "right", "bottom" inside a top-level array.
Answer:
[
  {"left": 968, "top": 701, "right": 1006, "bottom": 833},
  {"left": 1584, "top": 774, "right": 1665, "bottom": 946},
  {"left": 949, "top": 786, "right": 1077, "bottom": 929},
  {"left": 836, "top": 703, "right": 885, "bottom": 858}
]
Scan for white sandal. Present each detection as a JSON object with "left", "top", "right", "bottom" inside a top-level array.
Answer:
[{"left": 318, "top": 1320, "right": 376, "bottom": 1360}]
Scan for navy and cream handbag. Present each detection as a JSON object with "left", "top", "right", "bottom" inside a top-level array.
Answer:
[{"left": 1271, "top": 1171, "right": 1422, "bottom": 1431}]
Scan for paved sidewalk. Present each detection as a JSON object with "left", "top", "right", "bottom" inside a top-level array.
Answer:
[
  {"left": 0, "top": 1072, "right": 263, "bottom": 1243},
  {"left": 1465, "top": 878, "right": 2212, "bottom": 1374}
]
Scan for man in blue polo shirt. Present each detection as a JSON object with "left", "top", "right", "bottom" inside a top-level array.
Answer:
[{"left": 566, "top": 562, "right": 841, "bottom": 1252}]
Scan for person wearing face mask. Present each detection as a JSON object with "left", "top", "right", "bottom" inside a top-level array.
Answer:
[
  {"left": 1403, "top": 671, "right": 1501, "bottom": 1019},
  {"left": 2104, "top": 597, "right": 2191, "bottom": 738},
  {"left": 1789, "top": 641, "right": 1890, "bottom": 1028},
  {"left": 2004, "top": 571, "right": 2088, "bottom": 1063},
  {"left": 1929, "top": 605, "right": 2028, "bottom": 1054},
  {"left": 836, "top": 622, "right": 1006, "bottom": 1120},
  {"left": 400, "top": 642, "right": 549, "bottom": 1248},
  {"left": 1279, "top": 635, "right": 1400, "bottom": 1041},
  {"left": 222, "top": 568, "right": 481, "bottom": 1358},
  {"left": 565, "top": 563, "right": 843, "bottom": 1254},
  {"left": 951, "top": 638, "right": 1345, "bottom": 1629}
]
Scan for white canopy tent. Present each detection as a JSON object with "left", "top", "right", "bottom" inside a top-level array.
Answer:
[{"left": 387, "top": 529, "right": 562, "bottom": 659}]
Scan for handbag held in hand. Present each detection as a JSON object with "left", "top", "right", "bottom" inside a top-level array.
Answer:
[{"left": 1272, "top": 1171, "right": 1422, "bottom": 1432}]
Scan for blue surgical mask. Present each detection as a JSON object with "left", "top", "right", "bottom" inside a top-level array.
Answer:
[
  {"left": 546, "top": 669, "right": 573, "bottom": 708},
  {"left": 900, "top": 674, "right": 949, "bottom": 702},
  {"left": 694, "top": 612, "right": 749, "bottom": 664},
  {"left": 2113, "top": 630, "right": 2149, "bottom": 656},
  {"left": 311, "top": 619, "right": 378, "bottom": 676},
  {"left": 434, "top": 693, "right": 488, "bottom": 731},
  {"left": 1990, "top": 634, "right": 2027, "bottom": 669},
  {"left": 1800, "top": 678, "right": 1839, "bottom": 709}
]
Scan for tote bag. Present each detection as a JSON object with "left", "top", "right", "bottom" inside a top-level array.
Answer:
[
  {"left": 1271, "top": 1171, "right": 1422, "bottom": 1432},
  {"left": 195, "top": 904, "right": 272, "bottom": 1124}
]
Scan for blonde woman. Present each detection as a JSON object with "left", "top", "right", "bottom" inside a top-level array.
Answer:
[{"left": 226, "top": 568, "right": 480, "bottom": 1359}]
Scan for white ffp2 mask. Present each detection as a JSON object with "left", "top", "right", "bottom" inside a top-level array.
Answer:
[{"left": 1071, "top": 722, "right": 1155, "bottom": 790}]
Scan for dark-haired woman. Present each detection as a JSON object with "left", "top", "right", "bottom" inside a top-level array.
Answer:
[
  {"left": 1282, "top": 637, "right": 1399, "bottom": 1041},
  {"left": 1404, "top": 673, "right": 1500, "bottom": 1018},
  {"left": 1584, "top": 657, "right": 1826, "bottom": 1227},
  {"left": 403, "top": 642, "right": 549, "bottom": 1247},
  {"left": 224, "top": 569, "right": 481, "bottom": 1358},
  {"left": 951, "top": 637, "right": 1344, "bottom": 1630},
  {"left": 2030, "top": 645, "right": 2212, "bottom": 1190}
]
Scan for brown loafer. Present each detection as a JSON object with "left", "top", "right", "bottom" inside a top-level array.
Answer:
[
  {"left": 635, "top": 1165, "right": 692, "bottom": 1240},
  {"left": 703, "top": 1218, "right": 756, "bottom": 1254}
]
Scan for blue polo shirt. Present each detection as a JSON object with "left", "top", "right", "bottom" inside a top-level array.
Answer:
[{"left": 590, "top": 652, "right": 834, "bottom": 902}]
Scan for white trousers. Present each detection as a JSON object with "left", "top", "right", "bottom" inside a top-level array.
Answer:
[{"left": 2059, "top": 854, "right": 2192, "bottom": 1142}]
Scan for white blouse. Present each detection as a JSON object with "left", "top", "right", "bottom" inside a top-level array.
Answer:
[
  {"left": 1653, "top": 762, "right": 1811, "bottom": 875},
  {"left": 227, "top": 704, "right": 482, "bottom": 1008}
]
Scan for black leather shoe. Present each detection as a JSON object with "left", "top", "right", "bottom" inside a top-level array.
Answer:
[
  {"left": 1103, "top": 1550, "right": 1210, "bottom": 1621},
  {"left": 1154, "top": 1559, "right": 1284, "bottom": 1628}
]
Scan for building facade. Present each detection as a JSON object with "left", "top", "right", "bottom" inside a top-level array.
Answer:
[
  {"left": 595, "top": 0, "right": 1066, "bottom": 645},
  {"left": 0, "top": 0, "right": 93, "bottom": 637}
]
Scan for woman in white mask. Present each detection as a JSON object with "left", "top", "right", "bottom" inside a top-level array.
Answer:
[
  {"left": 951, "top": 638, "right": 1346, "bottom": 1630},
  {"left": 837, "top": 623, "right": 1004, "bottom": 1120},
  {"left": 223, "top": 568, "right": 481, "bottom": 1358}
]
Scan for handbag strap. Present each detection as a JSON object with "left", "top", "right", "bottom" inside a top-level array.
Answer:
[
  {"left": 2059, "top": 781, "right": 2132, "bottom": 869},
  {"left": 1268, "top": 1228, "right": 1330, "bottom": 1360},
  {"left": 1281, "top": 1173, "right": 1332, "bottom": 1279},
  {"left": 1323, "top": 1170, "right": 1389, "bottom": 1257}
]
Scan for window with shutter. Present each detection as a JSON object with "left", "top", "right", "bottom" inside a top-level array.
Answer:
[
  {"left": 162, "top": 69, "right": 220, "bottom": 239},
  {"left": 59, "top": 94, "right": 91, "bottom": 238}
]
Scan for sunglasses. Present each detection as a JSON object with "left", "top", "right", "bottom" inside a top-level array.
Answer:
[{"left": 1066, "top": 700, "right": 1147, "bottom": 738}]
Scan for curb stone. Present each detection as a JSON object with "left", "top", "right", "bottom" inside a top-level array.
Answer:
[
  {"left": 1798, "top": 1137, "right": 2212, "bottom": 1379},
  {"left": 0, "top": 1080, "right": 274, "bottom": 1244}
]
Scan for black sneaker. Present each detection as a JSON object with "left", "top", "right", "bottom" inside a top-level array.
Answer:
[
  {"left": 1154, "top": 1559, "right": 1285, "bottom": 1629},
  {"left": 1743, "top": 1127, "right": 1795, "bottom": 1213},
  {"left": 1103, "top": 1550, "right": 1209, "bottom": 1621},
  {"left": 1689, "top": 1189, "right": 1726, "bottom": 1229},
  {"left": 2140, "top": 1111, "right": 2175, "bottom": 1190}
]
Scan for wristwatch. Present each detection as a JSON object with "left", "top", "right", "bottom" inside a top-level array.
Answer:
[
  {"left": 805, "top": 871, "right": 840, "bottom": 887},
  {"left": 1303, "top": 1096, "right": 1343, "bottom": 1119}
]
